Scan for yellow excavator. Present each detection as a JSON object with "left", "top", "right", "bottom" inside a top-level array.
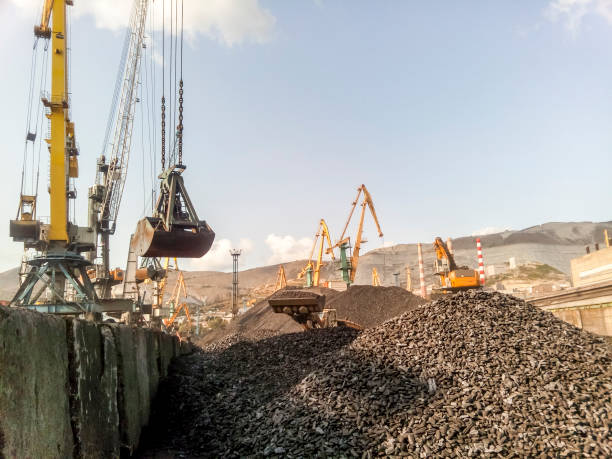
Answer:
[
  {"left": 298, "top": 219, "right": 335, "bottom": 287},
  {"left": 432, "top": 237, "right": 480, "bottom": 293}
]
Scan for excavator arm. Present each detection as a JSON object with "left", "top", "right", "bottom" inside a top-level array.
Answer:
[{"left": 433, "top": 237, "right": 458, "bottom": 271}]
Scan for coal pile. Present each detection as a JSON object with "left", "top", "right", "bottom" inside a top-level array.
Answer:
[
  {"left": 326, "top": 285, "right": 425, "bottom": 328},
  {"left": 196, "top": 287, "right": 341, "bottom": 346},
  {"left": 139, "top": 328, "right": 360, "bottom": 457},
  {"left": 140, "top": 291, "right": 612, "bottom": 457}
]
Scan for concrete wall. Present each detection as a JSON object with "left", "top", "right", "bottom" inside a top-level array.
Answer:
[
  {"left": 550, "top": 306, "right": 612, "bottom": 336},
  {"left": 0, "top": 306, "right": 193, "bottom": 458},
  {"left": 571, "top": 246, "right": 612, "bottom": 287}
]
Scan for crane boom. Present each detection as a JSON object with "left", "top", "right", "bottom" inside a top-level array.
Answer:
[
  {"left": 88, "top": 0, "right": 149, "bottom": 287},
  {"left": 299, "top": 219, "right": 335, "bottom": 287},
  {"left": 96, "top": 0, "right": 149, "bottom": 236}
]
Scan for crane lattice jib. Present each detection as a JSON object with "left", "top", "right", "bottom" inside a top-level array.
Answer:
[{"left": 100, "top": 0, "right": 149, "bottom": 234}]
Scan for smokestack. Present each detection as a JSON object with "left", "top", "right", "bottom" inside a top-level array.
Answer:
[
  {"left": 417, "top": 243, "right": 426, "bottom": 298},
  {"left": 476, "top": 238, "right": 485, "bottom": 286},
  {"left": 405, "top": 264, "right": 412, "bottom": 291}
]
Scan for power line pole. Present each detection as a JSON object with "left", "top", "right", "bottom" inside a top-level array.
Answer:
[{"left": 230, "top": 249, "right": 242, "bottom": 317}]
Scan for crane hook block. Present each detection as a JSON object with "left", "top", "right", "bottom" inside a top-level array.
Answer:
[{"left": 132, "top": 167, "right": 215, "bottom": 258}]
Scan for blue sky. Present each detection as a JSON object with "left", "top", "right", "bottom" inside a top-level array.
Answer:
[{"left": 1, "top": 0, "right": 611, "bottom": 272}]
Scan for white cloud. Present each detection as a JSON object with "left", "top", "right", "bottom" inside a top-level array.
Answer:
[
  {"left": 471, "top": 227, "right": 511, "bottom": 236},
  {"left": 265, "top": 234, "right": 312, "bottom": 264},
  {"left": 546, "top": 0, "right": 612, "bottom": 33},
  {"left": 186, "top": 237, "right": 253, "bottom": 271},
  {"left": 10, "top": 0, "right": 276, "bottom": 47}
]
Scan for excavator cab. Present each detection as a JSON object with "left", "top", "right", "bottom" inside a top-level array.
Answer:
[{"left": 132, "top": 165, "right": 215, "bottom": 258}]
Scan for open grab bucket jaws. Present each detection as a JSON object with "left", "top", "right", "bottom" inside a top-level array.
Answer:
[{"left": 133, "top": 165, "right": 215, "bottom": 258}]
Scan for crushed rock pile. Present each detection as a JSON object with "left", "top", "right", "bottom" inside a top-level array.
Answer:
[
  {"left": 326, "top": 285, "right": 425, "bottom": 328},
  {"left": 141, "top": 291, "right": 612, "bottom": 457}
]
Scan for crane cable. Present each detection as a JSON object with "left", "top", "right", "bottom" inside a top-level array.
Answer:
[
  {"left": 20, "top": 39, "right": 39, "bottom": 199},
  {"left": 178, "top": 0, "right": 184, "bottom": 165},
  {"left": 161, "top": 0, "right": 166, "bottom": 171},
  {"left": 20, "top": 35, "right": 49, "bottom": 214}
]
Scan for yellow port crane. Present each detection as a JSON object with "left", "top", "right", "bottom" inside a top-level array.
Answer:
[
  {"left": 329, "top": 184, "right": 383, "bottom": 285},
  {"left": 275, "top": 265, "right": 287, "bottom": 291},
  {"left": 162, "top": 262, "right": 191, "bottom": 332},
  {"left": 298, "top": 219, "right": 335, "bottom": 287},
  {"left": 9, "top": 0, "right": 103, "bottom": 314},
  {"left": 372, "top": 268, "right": 381, "bottom": 286},
  {"left": 432, "top": 237, "right": 480, "bottom": 293}
]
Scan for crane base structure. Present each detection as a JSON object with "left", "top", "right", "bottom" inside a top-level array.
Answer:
[{"left": 9, "top": 252, "right": 134, "bottom": 315}]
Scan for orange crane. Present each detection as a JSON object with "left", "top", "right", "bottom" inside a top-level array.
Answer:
[
  {"left": 275, "top": 265, "right": 287, "bottom": 291},
  {"left": 162, "top": 265, "right": 192, "bottom": 331},
  {"left": 329, "top": 184, "right": 383, "bottom": 284},
  {"left": 298, "top": 219, "right": 335, "bottom": 287},
  {"left": 372, "top": 268, "right": 381, "bottom": 286}
]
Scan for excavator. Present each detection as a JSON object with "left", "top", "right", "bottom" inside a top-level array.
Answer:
[
  {"left": 432, "top": 237, "right": 480, "bottom": 294},
  {"left": 298, "top": 219, "right": 335, "bottom": 287},
  {"left": 327, "top": 184, "right": 384, "bottom": 286}
]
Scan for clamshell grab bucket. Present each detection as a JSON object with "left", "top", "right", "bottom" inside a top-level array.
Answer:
[
  {"left": 133, "top": 217, "right": 215, "bottom": 258},
  {"left": 134, "top": 165, "right": 215, "bottom": 258}
]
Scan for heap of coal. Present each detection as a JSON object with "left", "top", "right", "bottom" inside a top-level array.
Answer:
[
  {"left": 197, "top": 285, "right": 424, "bottom": 346},
  {"left": 326, "top": 285, "right": 425, "bottom": 328},
  {"left": 140, "top": 291, "right": 612, "bottom": 457}
]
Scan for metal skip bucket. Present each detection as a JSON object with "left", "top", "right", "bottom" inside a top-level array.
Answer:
[{"left": 132, "top": 217, "right": 215, "bottom": 258}]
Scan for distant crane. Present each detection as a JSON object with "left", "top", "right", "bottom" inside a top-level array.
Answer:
[
  {"left": 275, "top": 265, "right": 287, "bottom": 291},
  {"left": 298, "top": 219, "right": 335, "bottom": 287},
  {"left": 372, "top": 268, "right": 381, "bottom": 286},
  {"left": 329, "top": 184, "right": 383, "bottom": 285}
]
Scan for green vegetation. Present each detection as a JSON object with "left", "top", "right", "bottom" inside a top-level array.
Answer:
[{"left": 486, "top": 263, "right": 563, "bottom": 286}]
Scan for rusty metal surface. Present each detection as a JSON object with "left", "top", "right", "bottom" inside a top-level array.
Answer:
[{"left": 132, "top": 217, "right": 215, "bottom": 258}]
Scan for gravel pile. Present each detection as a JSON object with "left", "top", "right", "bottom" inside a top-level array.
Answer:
[
  {"left": 327, "top": 285, "right": 425, "bottom": 328},
  {"left": 140, "top": 291, "right": 612, "bottom": 457}
]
